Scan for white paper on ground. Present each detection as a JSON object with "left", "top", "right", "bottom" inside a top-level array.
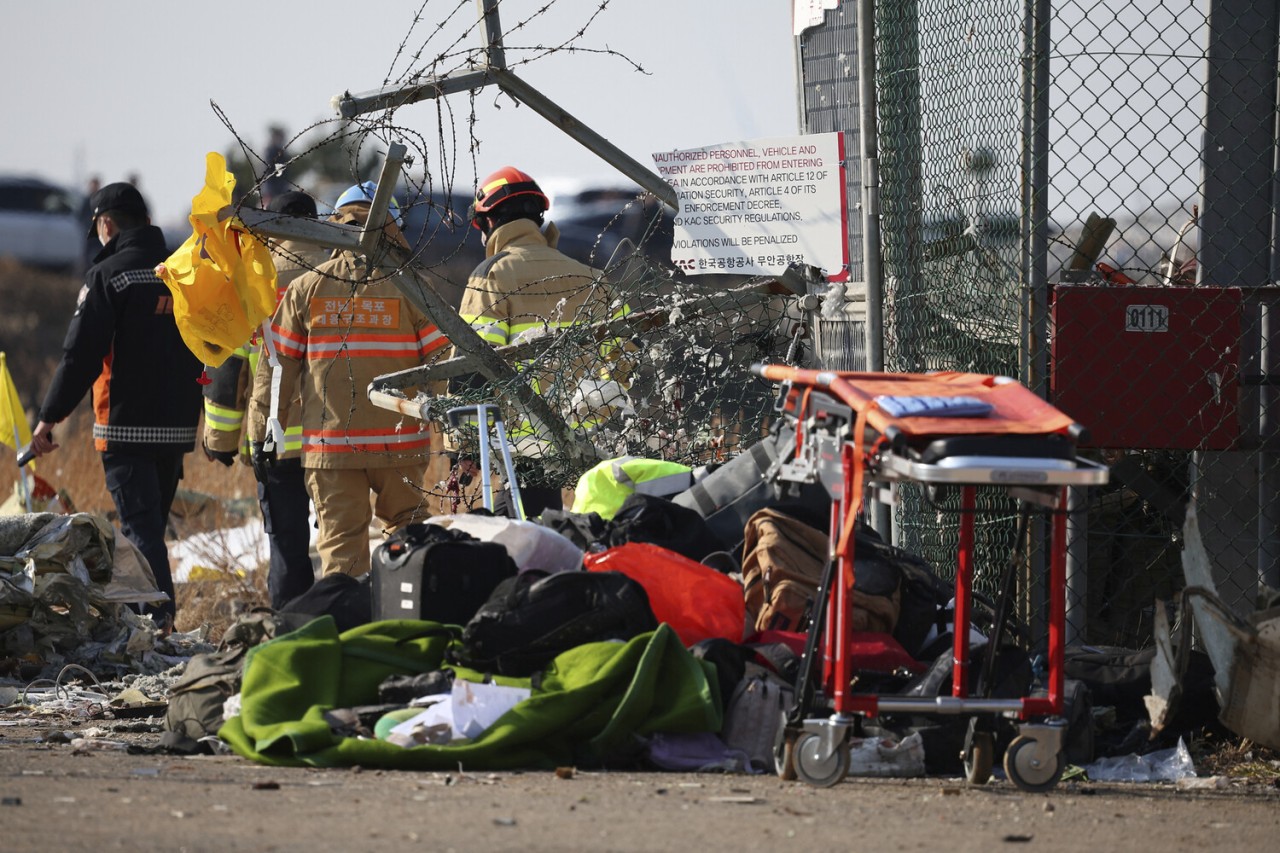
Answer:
[
  {"left": 389, "top": 681, "right": 531, "bottom": 743},
  {"left": 452, "top": 680, "right": 531, "bottom": 739}
]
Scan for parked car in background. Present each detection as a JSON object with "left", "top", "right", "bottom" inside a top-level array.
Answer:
[
  {"left": 396, "top": 185, "right": 484, "bottom": 311},
  {"left": 0, "top": 176, "right": 84, "bottom": 273},
  {"left": 546, "top": 182, "right": 675, "bottom": 269}
]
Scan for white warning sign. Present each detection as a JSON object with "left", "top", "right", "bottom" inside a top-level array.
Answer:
[{"left": 652, "top": 133, "right": 847, "bottom": 279}]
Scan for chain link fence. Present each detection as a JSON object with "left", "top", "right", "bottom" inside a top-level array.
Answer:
[{"left": 799, "top": 0, "right": 1279, "bottom": 649}]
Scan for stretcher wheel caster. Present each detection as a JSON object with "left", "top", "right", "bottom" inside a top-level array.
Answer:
[
  {"left": 963, "top": 728, "right": 994, "bottom": 786},
  {"left": 1003, "top": 735, "right": 1064, "bottom": 793},
  {"left": 793, "top": 732, "right": 850, "bottom": 788},
  {"left": 774, "top": 714, "right": 797, "bottom": 781}
]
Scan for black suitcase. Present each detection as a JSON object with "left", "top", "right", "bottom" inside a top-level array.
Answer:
[{"left": 371, "top": 523, "right": 518, "bottom": 625}]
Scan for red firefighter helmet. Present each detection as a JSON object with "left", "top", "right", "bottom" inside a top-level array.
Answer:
[{"left": 468, "top": 166, "right": 549, "bottom": 228}]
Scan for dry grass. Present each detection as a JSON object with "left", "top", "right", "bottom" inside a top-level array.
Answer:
[{"left": 1192, "top": 730, "right": 1280, "bottom": 783}]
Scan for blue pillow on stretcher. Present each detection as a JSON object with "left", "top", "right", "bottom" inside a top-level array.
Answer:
[{"left": 873, "top": 395, "right": 994, "bottom": 418}]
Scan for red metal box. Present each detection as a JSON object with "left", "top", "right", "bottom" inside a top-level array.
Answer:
[{"left": 1051, "top": 284, "right": 1241, "bottom": 450}]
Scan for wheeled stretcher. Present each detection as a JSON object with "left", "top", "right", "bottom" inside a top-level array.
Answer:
[{"left": 751, "top": 364, "right": 1109, "bottom": 791}]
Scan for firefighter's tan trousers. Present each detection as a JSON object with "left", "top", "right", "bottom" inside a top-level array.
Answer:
[{"left": 305, "top": 464, "right": 428, "bottom": 578}]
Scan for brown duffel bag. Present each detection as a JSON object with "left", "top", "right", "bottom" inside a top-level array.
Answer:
[{"left": 740, "top": 507, "right": 901, "bottom": 635}]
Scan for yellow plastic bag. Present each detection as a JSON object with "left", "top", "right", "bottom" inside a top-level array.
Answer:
[{"left": 158, "top": 152, "right": 278, "bottom": 367}]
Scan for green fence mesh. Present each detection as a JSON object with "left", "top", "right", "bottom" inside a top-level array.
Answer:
[{"left": 800, "top": 0, "right": 1280, "bottom": 649}]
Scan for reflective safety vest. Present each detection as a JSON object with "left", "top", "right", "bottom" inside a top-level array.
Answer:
[{"left": 571, "top": 456, "right": 694, "bottom": 520}]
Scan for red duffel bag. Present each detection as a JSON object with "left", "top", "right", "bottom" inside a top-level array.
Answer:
[{"left": 584, "top": 542, "right": 747, "bottom": 646}]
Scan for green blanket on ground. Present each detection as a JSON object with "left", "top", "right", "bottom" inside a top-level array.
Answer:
[{"left": 219, "top": 618, "right": 722, "bottom": 769}]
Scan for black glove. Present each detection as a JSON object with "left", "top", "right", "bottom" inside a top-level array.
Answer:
[
  {"left": 250, "top": 440, "right": 277, "bottom": 484},
  {"left": 209, "top": 449, "right": 236, "bottom": 468}
]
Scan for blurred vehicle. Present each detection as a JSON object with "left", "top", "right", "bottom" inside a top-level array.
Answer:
[
  {"left": 547, "top": 183, "right": 675, "bottom": 269},
  {"left": 396, "top": 185, "right": 485, "bottom": 311},
  {"left": 397, "top": 186, "right": 483, "bottom": 269},
  {"left": 0, "top": 176, "right": 84, "bottom": 272}
]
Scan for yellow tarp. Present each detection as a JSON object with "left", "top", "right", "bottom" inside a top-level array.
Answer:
[{"left": 158, "top": 153, "right": 278, "bottom": 367}]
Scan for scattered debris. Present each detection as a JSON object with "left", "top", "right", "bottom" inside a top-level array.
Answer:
[{"left": 1176, "top": 775, "right": 1231, "bottom": 790}]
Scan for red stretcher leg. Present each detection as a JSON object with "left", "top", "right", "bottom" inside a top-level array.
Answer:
[
  {"left": 952, "top": 486, "right": 976, "bottom": 699},
  {"left": 830, "top": 443, "right": 856, "bottom": 715}
]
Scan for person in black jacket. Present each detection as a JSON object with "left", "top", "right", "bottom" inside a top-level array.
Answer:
[{"left": 29, "top": 182, "right": 203, "bottom": 628}]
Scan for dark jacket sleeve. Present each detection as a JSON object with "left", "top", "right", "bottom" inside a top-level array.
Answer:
[{"left": 38, "top": 271, "right": 119, "bottom": 423}]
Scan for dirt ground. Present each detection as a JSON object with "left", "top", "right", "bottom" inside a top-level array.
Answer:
[{"left": 0, "top": 719, "right": 1277, "bottom": 853}]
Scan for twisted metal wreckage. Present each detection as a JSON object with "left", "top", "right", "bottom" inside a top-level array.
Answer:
[{"left": 232, "top": 0, "right": 820, "bottom": 478}]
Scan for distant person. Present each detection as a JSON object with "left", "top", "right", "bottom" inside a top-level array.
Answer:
[
  {"left": 78, "top": 176, "right": 101, "bottom": 272},
  {"left": 29, "top": 182, "right": 203, "bottom": 629},
  {"left": 456, "top": 166, "right": 627, "bottom": 518},
  {"left": 249, "top": 182, "right": 450, "bottom": 579},
  {"left": 203, "top": 190, "right": 329, "bottom": 608},
  {"left": 261, "top": 126, "right": 289, "bottom": 206}
]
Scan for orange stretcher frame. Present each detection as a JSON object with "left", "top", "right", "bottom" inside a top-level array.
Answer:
[{"left": 752, "top": 363, "right": 1110, "bottom": 790}]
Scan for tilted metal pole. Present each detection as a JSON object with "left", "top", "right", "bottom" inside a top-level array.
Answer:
[
  {"left": 486, "top": 68, "right": 678, "bottom": 210},
  {"left": 360, "top": 143, "right": 410, "bottom": 256},
  {"left": 335, "top": 70, "right": 493, "bottom": 118},
  {"left": 478, "top": 0, "right": 507, "bottom": 70}
]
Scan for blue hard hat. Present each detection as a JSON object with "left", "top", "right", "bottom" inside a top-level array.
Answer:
[{"left": 333, "top": 181, "right": 403, "bottom": 227}]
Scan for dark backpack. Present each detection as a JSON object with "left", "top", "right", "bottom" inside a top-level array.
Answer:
[
  {"left": 448, "top": 570, "right": 658, "bottom": 676},
  {"left": 163, "top": 611, "right": 312, "bottom": 742},
  {"left": 852, "top": 528, "right": 953, "bottom": 660},
  {"left": 1062, "top": 644, "right": 1220, "bottom": 736},
  {"left": 370, "top": 523, "right": 518, "bottom": 625},
  {"left": 537, "top": 508, "right": 611, "bottom": 552},
  {"left": 604, "top": 493, "right": 724, "bottom": 564},
  {"left": 281, "top": 573, "right": 373, "bottom": 633}
]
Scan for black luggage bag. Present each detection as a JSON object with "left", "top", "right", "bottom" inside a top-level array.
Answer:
[
  {"left": 371, "top": 523, "right": 518, "bottom": 625},
  {"left": 449, "top": 570, "right": 658, "bottom": 677}
]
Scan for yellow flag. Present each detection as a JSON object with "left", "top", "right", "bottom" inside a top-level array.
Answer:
[
  {"left": 157, "top": 152, "right": 279, "bottom": 368},
  {"left": 0, "top": 351, "right": 34, "bottom": 473}
]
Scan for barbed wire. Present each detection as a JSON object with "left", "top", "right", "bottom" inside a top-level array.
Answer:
[{"left": 202, "top": 0, "right": 796, "bottom": 517}]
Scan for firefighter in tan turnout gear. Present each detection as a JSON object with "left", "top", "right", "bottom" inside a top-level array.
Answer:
[
  {"left": 457, "top": 166, "right": 627, "bottom": 518},
  {"left": 249, "top": 182, "right": 450, "bottom": 578},
  {"left": 203, "top": 191, "right": 330, "bottom": 607}
]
